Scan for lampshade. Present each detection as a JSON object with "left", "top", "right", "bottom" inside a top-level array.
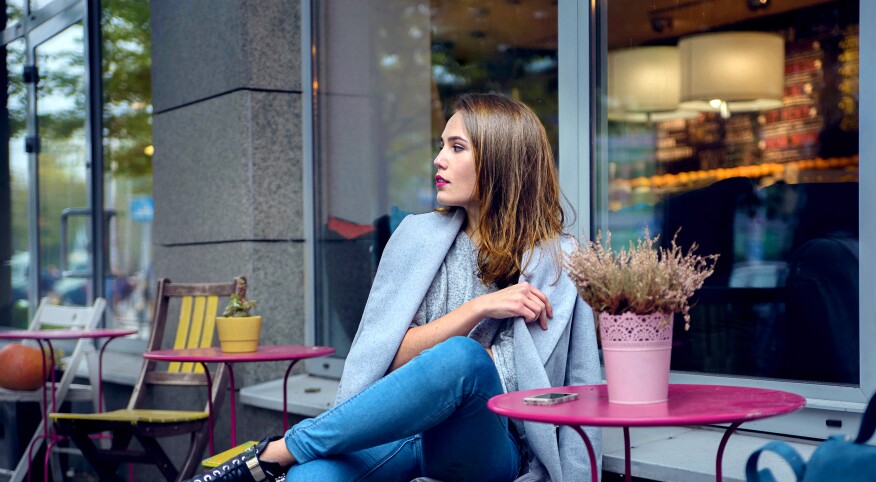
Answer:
[
  {"left": 607, "top": 46, "right": 699, "bottom": 122},
  {"left": 679, "top": 32, "right": 784, "bottom": 116}
]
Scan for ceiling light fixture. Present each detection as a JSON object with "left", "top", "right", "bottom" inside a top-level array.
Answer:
[
  {"left": 679, "top": 31, "right": 784, "bottom": 119},
  {"left": 607, "top": 46, "right": 698, "bottom": 123}
]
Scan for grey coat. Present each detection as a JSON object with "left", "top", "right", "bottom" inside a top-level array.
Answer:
[{"left": 336, "top": 209, "right": 603, "bottom": 482}]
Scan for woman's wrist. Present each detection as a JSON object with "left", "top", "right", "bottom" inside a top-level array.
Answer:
[{"left": 464, "top": 296, "right": 487, "bottom": 325}]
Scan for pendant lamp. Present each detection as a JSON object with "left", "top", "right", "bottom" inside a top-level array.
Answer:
[
  {"left": 679, "top": 32, "right": 785, "bottom": 118},
  {"left": 607, "top": 46, "right": 698, "bottom": 123}
]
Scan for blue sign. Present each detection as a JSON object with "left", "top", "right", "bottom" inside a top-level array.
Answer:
[{"left": 129, "top": 196, "right": 154, "bottom": 222}]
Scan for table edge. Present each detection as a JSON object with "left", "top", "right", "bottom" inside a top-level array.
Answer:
[{"left": 487, "top": 384, "right": 807, "bottom": 427}]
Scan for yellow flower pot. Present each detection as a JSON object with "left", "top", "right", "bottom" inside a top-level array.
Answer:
[{"left": 216, "top": 316, "right": 262, "bottom": 353}]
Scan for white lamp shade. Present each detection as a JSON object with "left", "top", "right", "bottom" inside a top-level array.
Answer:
[
  {"left": 679, "top": 32, "right": 785, "bottom": 112},
  {"left": 608, "top": 46, "right": 681, "bottom": 113}
]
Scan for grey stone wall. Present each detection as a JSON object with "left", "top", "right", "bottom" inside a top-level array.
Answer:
[{"left": 147, "top": 1, "right": 304, "bottom": 478}]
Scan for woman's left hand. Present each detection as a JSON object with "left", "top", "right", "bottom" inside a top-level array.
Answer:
[{"left": 475, "top": 282, "right": 553, "bottom": 330}]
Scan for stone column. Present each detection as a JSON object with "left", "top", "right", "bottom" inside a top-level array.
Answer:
[{"left": 149, "top": 0, "right": 304, "bottom": 470}]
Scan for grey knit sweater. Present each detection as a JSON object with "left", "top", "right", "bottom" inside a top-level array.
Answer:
[{"left": 410, "top": 230, "right": 527, "bottom": 459}]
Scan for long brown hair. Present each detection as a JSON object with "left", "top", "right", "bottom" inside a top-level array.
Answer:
[{"left": 447, "top": 93, "right": 565, "bottom": 288}]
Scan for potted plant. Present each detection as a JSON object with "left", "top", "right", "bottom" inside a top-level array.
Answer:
[
  {"left": 566, "top": 228, "right": 718, "bottom": 404},
  {"left": 216, "top": 277, "right": 261, "bottom": 353}
]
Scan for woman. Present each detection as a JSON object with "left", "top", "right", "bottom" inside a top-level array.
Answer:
[{"left": 189, "top": 93, "right": 602, "bottom": 482}]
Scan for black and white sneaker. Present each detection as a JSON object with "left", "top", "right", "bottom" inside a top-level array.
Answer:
[{"left": 187, "top": 436, "right": 286, "bottom": 482}]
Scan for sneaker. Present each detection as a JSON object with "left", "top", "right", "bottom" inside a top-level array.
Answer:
[{"left": 187, "top": 435, "right": 287, "bottom": 482}]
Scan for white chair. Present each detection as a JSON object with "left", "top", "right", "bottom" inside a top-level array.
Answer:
[{"left": 0, "top": 297, "right": 107, "bottom": 482}]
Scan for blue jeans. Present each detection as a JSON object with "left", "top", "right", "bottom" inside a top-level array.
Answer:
[{"left": 284, "top": 336, "right": 522, "bottom": 482}]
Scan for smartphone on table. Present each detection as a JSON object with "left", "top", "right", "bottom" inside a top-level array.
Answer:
[{"left": 522, "top": 392, "right": 579, "bottom": 406}]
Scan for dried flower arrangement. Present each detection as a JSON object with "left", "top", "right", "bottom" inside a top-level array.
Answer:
[
  {"left": 223, "top": 277, "right": 257, "bottom": 318},
  {"left": 566, "top": 228, "right": 718, "bottom": 330}
]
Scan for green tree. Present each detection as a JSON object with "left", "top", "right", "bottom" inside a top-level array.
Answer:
[{"left": 103, "top": 0, "right": 152, "bottom": 180}]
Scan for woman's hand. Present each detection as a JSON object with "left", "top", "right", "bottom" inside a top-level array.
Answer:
[
  {"left": 476, "top": 282, "right": 553, "bottom": 330},
  {"left": 390, "top": 282, "right": 553, "bottom": 371}
]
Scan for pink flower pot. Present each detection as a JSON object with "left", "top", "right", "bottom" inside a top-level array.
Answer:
[{"left": 599, "top": 311, "right": 673, "bottom": 404}]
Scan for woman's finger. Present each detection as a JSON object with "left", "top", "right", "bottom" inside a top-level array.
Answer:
[
  {"left": 532, "top": 296, "right": 548, "bottom": 330},
  {"left": 521, "top": 306, "right": 537, "bottom": 323},
  {"left": 529, "top": 286, "right": 553, "bottom": 319},
  {"left": 522, "top": 297, "right": 547, "bottom": 329}
]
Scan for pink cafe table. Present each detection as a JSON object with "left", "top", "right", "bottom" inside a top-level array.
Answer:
[
  {"left": 488, "top": 384, "right": 806, "bottom": 482},
  {"left": 0, "top": 327, "right": 137, "bottom": 482},
  {"left": 143, "top": 345, "right": 335, "bottom": 451}
]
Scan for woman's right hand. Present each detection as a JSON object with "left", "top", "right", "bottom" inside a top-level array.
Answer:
[{"left": 476, "top": 282, "right": 553, "bottom": 330}]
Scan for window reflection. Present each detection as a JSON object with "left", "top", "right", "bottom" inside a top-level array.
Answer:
[
  {"left": 1, "top": 38, "right": 26, "bottom": 327},
  {"left": 313, "top": 0, "right": 558, "bottom": 357},
  {"left": 5, "top": 1, "right": 24, "bottom": 30},
  {"left": 102, "top": 0, "right": 153, "bottom": 337},
  {"left": 36, "top": 25, "right": 89, "bottom": 306},
  {"left": 597, "top": 0, "right": 859, "bottom": 384}
]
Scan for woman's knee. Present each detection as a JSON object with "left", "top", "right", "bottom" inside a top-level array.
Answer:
[{"left": 428, "top": 336, "right": 495, "bottom": 377}]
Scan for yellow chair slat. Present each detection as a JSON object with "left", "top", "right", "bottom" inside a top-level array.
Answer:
[
  {"left": 50, "top": 408, "right": 208, "bottom": 424},
  {"left": 169, "top": 296, "right": 194, "bottom": 372},
  {"left": 181, "top": 296, "right": 207, "bottom": 373},
  {"left": 193, "top": 295, "right": 219, "bottom": 374},
  {"left": 201, "top": 441, "right": 258, "bottom": 468}
]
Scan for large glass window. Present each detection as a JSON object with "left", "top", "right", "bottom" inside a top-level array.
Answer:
[
  {"left": 0, "top": 0, "right": 152, "bottom": 342},
  {"left": 312, "top": 0, "right": 559, "bottom": 358},
  {"left": 594, "top": 0, "right": 860, "bottom": 385}
]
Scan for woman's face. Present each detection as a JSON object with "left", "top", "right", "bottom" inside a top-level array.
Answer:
[{"left": 434, "top": 112, "right": 478, "bottom": 213}]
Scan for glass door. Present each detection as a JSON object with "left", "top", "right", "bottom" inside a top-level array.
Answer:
[
  {"left": 33, "top": 22, "right": 91, "bottom": 308},
  {"left": 1, "top": 0, "right": 153, "bottom": 340}
]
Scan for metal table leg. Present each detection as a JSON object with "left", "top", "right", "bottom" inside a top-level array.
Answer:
[
  {"left": 569, "top": 425, "right": 599, "bottom": 482},
  {"left": 716, "top": 422, "right": 742, "bottom": 482}
]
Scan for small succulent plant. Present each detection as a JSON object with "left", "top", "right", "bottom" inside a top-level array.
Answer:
[{"left": 223, "top": 277, "right": 257, "bottom": 317}]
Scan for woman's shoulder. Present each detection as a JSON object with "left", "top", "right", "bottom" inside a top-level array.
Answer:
[
  {"left": 557, "top": 233, "right": 579, "bottom": 255},
  {"left": 393, "top": 210, "right": 462, "bottom": 236},
  {"left": 532, "top": 233, "right": 578, "bottom": 257},
  {"left": 377, "top": 209, "right": 465, "bottom": 274},
  {"left": 521, "top": 234, "right": 579, "bottom": 282}
]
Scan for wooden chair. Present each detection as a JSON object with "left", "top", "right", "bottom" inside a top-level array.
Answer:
[
  {"left": 0, "top": 297, "right": 107, "bottom": 482},
  {"left": 51, "top": 278, "right": 238, "bottom": 481}
]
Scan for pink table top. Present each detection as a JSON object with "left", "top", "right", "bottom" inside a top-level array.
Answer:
[
  {"left": 143, "top": 345, "right": 335, "bottom": 363},
  {"left": 0, "top": 328, "right": 138, "bottom": 341},
  {"left": 488, "top": 384, "right": 806, "bottom": 427}
]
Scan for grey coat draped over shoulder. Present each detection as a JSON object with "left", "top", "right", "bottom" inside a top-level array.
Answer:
[{"left": 336, "top": 209, "right": 603, "bottom": 482}]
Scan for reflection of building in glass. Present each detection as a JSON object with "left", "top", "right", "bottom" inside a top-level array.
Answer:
[{"left": 602, "top": 1, "right": 860, "bottom": 385}]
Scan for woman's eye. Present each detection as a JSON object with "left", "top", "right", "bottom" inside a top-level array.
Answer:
[{"left": 453, "top": 145, "right": 464, "bottom": 152}]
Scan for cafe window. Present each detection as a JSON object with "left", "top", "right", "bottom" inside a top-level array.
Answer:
[
  {"left": 309, "top": 0, "right": 559, "bottom": 367},
  {"left": 591, "top": 0, "right": 864, "bottom": 397},
  {"left": 308, "top": 0, "right": 874, "bottom": 428}
]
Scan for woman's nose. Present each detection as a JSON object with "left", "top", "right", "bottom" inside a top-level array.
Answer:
[{"left": 433, "top": 152, "right": 446, "bottom": 169}]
